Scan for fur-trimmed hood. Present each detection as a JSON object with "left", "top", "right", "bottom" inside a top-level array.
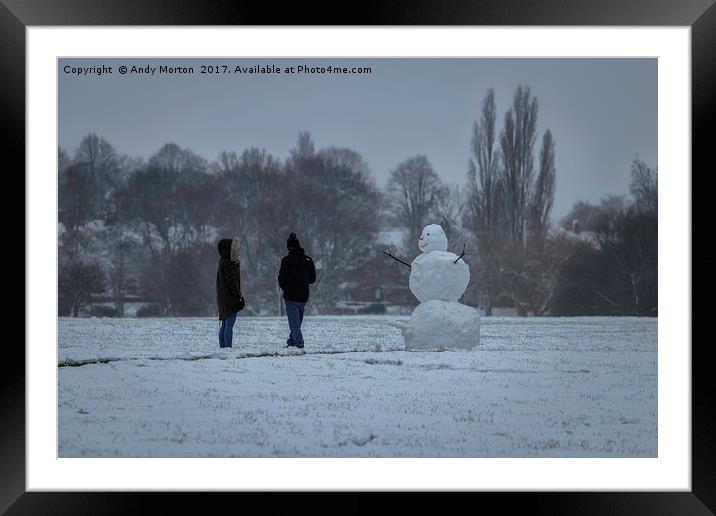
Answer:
[
  {"left": 218, "top": 237, "right": 241, "bottom": 263},
  {"left": 230, "top": 237, "right": 241, "bottom": 263}
]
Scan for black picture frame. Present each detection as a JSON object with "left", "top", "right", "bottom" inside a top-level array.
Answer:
[{"left": 4, "top": 0, "right": 711, "bottom": 513}]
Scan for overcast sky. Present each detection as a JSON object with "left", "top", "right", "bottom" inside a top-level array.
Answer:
[{"left": 59, "top": 58, "right": 656, "bottom": 219}]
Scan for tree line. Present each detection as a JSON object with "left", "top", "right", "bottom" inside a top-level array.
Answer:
[{"left": 58, "top": 84, "right": 657, "bottom": 317}]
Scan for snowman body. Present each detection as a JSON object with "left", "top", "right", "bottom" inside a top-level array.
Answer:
[
  {"left": 409, "top": 251, "right": 470, "bottom": 302},
  {"left": 401, "top": 224, "right": 480, "bottom": 350}
]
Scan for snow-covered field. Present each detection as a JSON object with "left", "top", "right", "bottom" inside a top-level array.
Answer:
[{"left": 58, "top": 316, "right": 657, "bottom": 457}]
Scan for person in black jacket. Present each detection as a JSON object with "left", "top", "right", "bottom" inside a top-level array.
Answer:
[
  {"left": 216, "top": 237, "right": 243, "bottom": 348},
  {"left": 278, "top": 232, "right": 316, "bottom": 349}
]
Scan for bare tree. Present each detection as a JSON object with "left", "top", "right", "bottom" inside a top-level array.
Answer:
[
  {"left": 148, "top": 142, "right": 208, "bottom": 174},
  {"left": 285, "top": 136, "right": 382, "bottom": 311},
  {"left": 435, "top": 184, "right": 465, "bottom": 249},
  {"left": 107, "top": 240, "right": 133, "bottom": 317},
  {"left": 529, "top": 129, "right": 556, "bottom": 245},
  {"left": 118, "top": 165, "right": 178, "bottom": 248},
  {"left": 551, "top": 193, "right": 656, "bottom": 317},
  {"left": 291, "top": 130, "right": 316, "bottom": 162},
  {"left": 386, "top": 155, "right": 443, "bottom": 248},
  {"left": 464, "top": 86, "right": 564, "bottom": 315},
  {"left": 590, "top": 193, "right": 657, "bottom": 316},
  {"left": 58, "top": 146, "right": 71, "bottom": 174},
  {"left": 140, "top": 241, "right": 216, "bottom": 316},
  {"left": 500, "top": 85, "right": 539, "bottom": 246},
  {"left": 213, "top": 150, "right": 239, "bottom": 175},
  {"left": 465, "top": 89, "right": 505, "bottom": 314},
  {"left": 58, "top": 259, "right": 106, "bottom": 317},
  {"left": 60, "top": 162, "right": 94, "bottom": 230},
  {"left": 497, "top": 233, "right": 574, "bottom": 315},
  {"left": 218, "top": 147, "right": 285, "bottom": 312},
  {"left": 74, "top": 134, "right": 121, "bottom": 217},
  {"left": 629, "top": 157, "right": 658, "bottom": 212},
  {"left": 467, "top": 89, "right": 502, "bottom": 237}
]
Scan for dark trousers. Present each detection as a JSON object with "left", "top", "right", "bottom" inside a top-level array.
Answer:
[
  {"left": 285, "top": 300, "right": 306, "bottom": 346},
  {"left": 219, "top": 311, "right": 238, "bottom": 348}
]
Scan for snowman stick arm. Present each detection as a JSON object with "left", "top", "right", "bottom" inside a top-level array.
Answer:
[
  {"left": 383, "top": 248, "right": 411, "bottom": 268},
  {"left": 453, "top": 243, "right": 467, "bottom": 264}
]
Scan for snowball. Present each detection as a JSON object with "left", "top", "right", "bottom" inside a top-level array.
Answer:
[
  {"left": 417, "top": 224, "right": 448, "bottom": 253},
  {"left": 402, "top": 299, "right": 480, "bottom": 350},
  {"left": 409, "top": 251, "right": 470, "bottom": 302}
]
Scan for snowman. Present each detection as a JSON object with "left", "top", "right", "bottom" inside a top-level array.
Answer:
[{"left": 385, "top": 224, "right": 480, "bottom": 350}]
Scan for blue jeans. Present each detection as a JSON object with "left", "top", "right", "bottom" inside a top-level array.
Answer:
[
  {"left": 219, "top": 312, "right": 238, "bottom": 348},
  {"left": 285, "top": 300, "right": 306, "bottom": 346}
]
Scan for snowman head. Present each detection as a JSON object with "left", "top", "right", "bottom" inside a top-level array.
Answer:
[{"left": 418, "top": 224, "right": 448, "bottom": 253}]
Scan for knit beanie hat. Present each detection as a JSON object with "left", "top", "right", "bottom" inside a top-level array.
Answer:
[{"left": 287, "top": 232, "right": 300, "bottom": 250}]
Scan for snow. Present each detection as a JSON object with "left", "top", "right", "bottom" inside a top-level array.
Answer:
[
  {"left": 409, "top": 251, "right": 470, "bottom": 302},
  {"left": 377, "top": 228, "right": 405, "bottom": 248},
  {"left": 404, "top": 300, "right": 480, "bottom": 349},
  {"left": 417, "top": 224, "right": 448, "bottom": 253},
  {"left": 58, "top": 316, "right": 657, "bottom": 457},
  {"left": 404, "top": 223, "right": 476, "bottom": 350}
]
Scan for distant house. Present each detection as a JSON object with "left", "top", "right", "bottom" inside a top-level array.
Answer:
[
  {"left": 554, "top": 220, "right": 599, "bottom": 247},
  {"left": 492, "top": 306, "right": 518, "bottom": 317},
  {"left": 491, "top": 302, "right": 534, "bottom": 317}
]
